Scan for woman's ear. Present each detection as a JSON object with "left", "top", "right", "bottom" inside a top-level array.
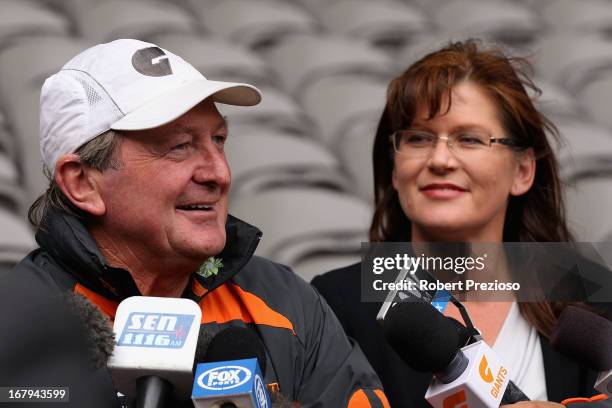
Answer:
[
  {"left": 54, "top": 154, "right": 106, "bottom": 216},
  {"left": 510, "top": 148, "right": 536, "bottom": 196}
]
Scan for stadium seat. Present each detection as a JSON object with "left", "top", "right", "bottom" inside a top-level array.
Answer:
[
  {"left": 433, "top": 0, "right": 542, "bottom": 48},
  {"left": 530, "top": 77, "right": 584, "bottom": 120},
  {"left": 541, "top": 0, "right": 612, "bottom": 35},
  {"left": 196, "top": 0, "right": 318, "bottom": 50},
  {"left": 268, "top": 34, "right": 394, "bottom": 96},
  {"left": 151, "top": 33, "right": 276, "bottom": 87},
  {"left": 293, "top": 252, "right": 361, "bottom": 283},
  {"left": 0, "top": 112, "right": 19, "bottom": 161},
  {"left": 0, "top": 151, "right": 26, "bottom": 214},
  {"left": 0, "top": 38, "right": 90, "bottom": 200},
  {"left": 533, "top": 34, "right": 612, "bottom": 92},
  {"left": 0, "top": 37, "right": 89, "bottom": 104},
  {"left": 565, "top": 174, "right": 612, "bottom": 241},
  {"left": 552, "top": 118, "right": 612, "bottom": 180},
  {"left": 225, "top": 124, "right": 350, "bottom": 198},
  {"left": 335, "top": 116, "right": 379, "bottom": 202},
  {"left": 301, "top": 74, "right": 387, "bottom": 149},
  {"left": 75, "top": 0, "right": 196, "bottom": 41},
  {"left": 0, "top": 207, "right": 36, "bottom": 266},
  {"left": 579, "top": 73, "right": 612, "bottom": 130},
  {"left": 218, "top": 87, "right": 315, "bottom": 136},
  {"left": 317, "top": 0, "right": 429, "bottom": 50},
  {"left": 229, "top": 187, "right": 371, "bottom": 280},
  {"left": 0, "top": 0, "right": 69, "bottom": 50}
]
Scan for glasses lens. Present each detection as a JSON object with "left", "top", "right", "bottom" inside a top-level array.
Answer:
[
  {"left": 452, "top": 130, "right": 490, "bottom": 148},
  {"left": 393, "top": 129, "right": 493, "bottom": 158},
  {"left": 394, "top": 131, "right": 435, "bottom": 156}
]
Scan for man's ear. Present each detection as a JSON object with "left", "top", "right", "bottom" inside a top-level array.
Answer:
[
  {"left": 510, "top": 148, "right": 536, "bottom": 197},
  {"left": 54, "top": 154, "right": 106, "bottom": 216}
]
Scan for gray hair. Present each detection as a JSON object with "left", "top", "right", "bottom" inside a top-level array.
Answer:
[{"left": 28, "top": 130, "right": 123, "bottom": 229}]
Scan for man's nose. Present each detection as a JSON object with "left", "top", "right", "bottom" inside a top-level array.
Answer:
[{"left": 192, "top": 143, "right": 231, "bottom": 187}]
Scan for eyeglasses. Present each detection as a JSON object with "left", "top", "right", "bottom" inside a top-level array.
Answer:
[{"left": 390, "top": 129, "right": 522, "bottom": 159}]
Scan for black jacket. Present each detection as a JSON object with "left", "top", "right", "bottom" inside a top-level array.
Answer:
[
  {"left": 2, "top": 209, "right": 389, "bottom": 407},
  {"left": 312, "top": 262, "right": 602, "bottom": 408}
]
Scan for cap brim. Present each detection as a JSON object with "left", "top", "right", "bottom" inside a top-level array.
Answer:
[{"left": 110, "top": 79, "right": 262, "bottom": 131}]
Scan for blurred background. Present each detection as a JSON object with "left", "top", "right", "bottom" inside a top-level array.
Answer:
[{"left": 0, "top": 0, "right": 612, "bottom": 282}]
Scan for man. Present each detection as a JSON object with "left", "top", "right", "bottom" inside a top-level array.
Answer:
[{"left": 5, "top": 39, "right": 389, "bottom": 407}]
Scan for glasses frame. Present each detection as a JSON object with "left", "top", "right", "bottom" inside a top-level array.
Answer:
[{"left": 389, "top": 129, "right": 523, "bottom": 156}]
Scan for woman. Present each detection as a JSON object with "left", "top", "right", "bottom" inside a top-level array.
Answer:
[{"left": 312, "top": 40, "right": 607, "bottom": 407}]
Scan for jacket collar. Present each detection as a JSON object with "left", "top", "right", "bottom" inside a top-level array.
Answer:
[{"left": 35, "top": 209, "right": 262, "bottom": 302}]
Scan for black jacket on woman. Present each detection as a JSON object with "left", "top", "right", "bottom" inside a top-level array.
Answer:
[{"left": 312, "top": 262, "right": 602, "bottom": 408}]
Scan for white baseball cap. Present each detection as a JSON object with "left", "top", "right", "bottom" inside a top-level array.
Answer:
[{"left": 40, "top": 39, "right": 262, "bottom": 173}]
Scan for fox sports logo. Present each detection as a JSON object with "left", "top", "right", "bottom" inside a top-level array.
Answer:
[
  {"left": 197, "top": 366, "right": 251, "bottom": 391},
  {"left": 254, "top": 374, "right": 268, "bottom": 408}
]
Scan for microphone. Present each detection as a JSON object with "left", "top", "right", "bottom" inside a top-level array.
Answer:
[
  {"left": 107, "top": 296, "right": 202, "bottom": 407},
  {"left": 63, "top": 293, "right": 115, "bottom": 370},
  {"left": 191, "top": 326, "right": 272, "bottom": 408},
  {"left": 383, "top": 300, "right": 529, "bottom": 407},
  {"left": 551, "top": 306, "right": 612, "bottom": 396}
]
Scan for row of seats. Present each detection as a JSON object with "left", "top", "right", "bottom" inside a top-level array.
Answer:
[{"left": 1, "top": 0, "right": 612, "bottom": 281}]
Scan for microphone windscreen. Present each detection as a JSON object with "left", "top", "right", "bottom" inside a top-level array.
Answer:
[
  {"left": 383, "top": 300, "right": 461, "bottom": 372},
  {"left": 550, "top": 306, "right": 612, "bottom": 371},
  {"left": 203, "top": 326, "right": 267, "bottom": 377},
  {"left": 193, "top": 326, "right": 215, "bottom": 373},
  {"left": 446, "top": 316, "right": 471, "bottom": 348},
  {"left": 63, "top": 293, "right": 115, "bottom": 370}
]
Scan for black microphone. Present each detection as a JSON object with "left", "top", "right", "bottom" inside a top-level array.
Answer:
[
  {"left": 551, "top": 306, "right": 612, "bottom": 396},
  {"left": 383, "top": 300, "right": 529, "bottom": 407},
  {"left": 63, "top": 293, "right": 115, "bottom": 370},
  {"left": 192, "top": 326, "right": 294, "bottom": 408},
  {"left": 202, "top": 326, "right": 268, "bottom": 377}
]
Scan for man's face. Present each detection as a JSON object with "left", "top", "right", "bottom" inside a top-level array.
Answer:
[{"left": 96, "top": 100, "right": 230, "bottom": 271}]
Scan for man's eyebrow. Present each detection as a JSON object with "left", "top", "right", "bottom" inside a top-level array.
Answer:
[{"left": 172, "top": 116, "right": 229, "bottom": 137}]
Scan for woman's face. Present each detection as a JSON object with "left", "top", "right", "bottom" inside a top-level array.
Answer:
[{"left": 391, "top": 81, "right": 535, "bottom": 242}]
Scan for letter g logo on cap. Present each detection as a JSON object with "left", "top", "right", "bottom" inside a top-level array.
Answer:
[{"left": 131, "top": 47, "right": 173, "bottom": 77}]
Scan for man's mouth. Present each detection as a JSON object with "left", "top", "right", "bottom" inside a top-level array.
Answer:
[{"left": 176, "top": 204, "right": 214, "bottom": 211}]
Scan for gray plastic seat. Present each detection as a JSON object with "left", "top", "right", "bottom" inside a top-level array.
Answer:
[
  {"left": 318, "top": 0, "right": 430, "bottom": 50},
  {"left": 225, "top": 124, "right": 349, "bottom": 197},
  {"left": 552, "top": 118, "right": 612, "bottom": 180},
  {"left": 529, "top": 77, "right": 584, "bottom": 120},
  {"left": 218, "top": 87, "right": 315, "bottom": 136},
  {"left": 229, "top": 187, "right": 371, "bottom": 279},
  {"left": 579, "top": 73, "right": 612, "bottom": 130},
  {"left": 0, "top": 152, "right": 26, "bottom": 214},
  {"left": 76, "top": 0, "right": 196, "bottom": 41},
  {"left": 433, "top": 0, "right": 542, "bottom": 48},
  {"left": 301, "top": 74, "right": 387, "bottom": 149},
  {"left": 151, "top": 33, "right": 276, "bottom": 87},
  {"left": 0, "top": 0, "right": 69, "bottom": 50},
  {"left": 336, "top": 116, "right": 379, "bottom": 202},
  {"left": 565, "top": 175, "right": 612, "bottom": 241},
  {"left": 0, "top": 37, "right": 89, "bottom": 104},
  {"left": 542, "top": 0, "right": 612, "bottom": 35},
  {"left": 197, "top": 0, "right": 318, "bottom": 50},
  {"left": 293, "top": 252, "right": 361, "bottom": 283},
  {"left": 533, "top": 34, "right": 612, "bottom": 92},
  {"left": 0, "top": 112, "right": 18, "bottom": 161},
  {"left": 0, "top": 38, "right": 90, "bottom": 200},
  {"left": 0, "top": 207, "right": 36, "bottom": 265},
  {"left": 267, "top": 34, "right": 394, "bottom": 96}
]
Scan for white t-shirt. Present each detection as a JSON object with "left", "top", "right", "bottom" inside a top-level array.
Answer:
[{"left": 493, "top": 302, "right": 548, "bottom": 400}]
